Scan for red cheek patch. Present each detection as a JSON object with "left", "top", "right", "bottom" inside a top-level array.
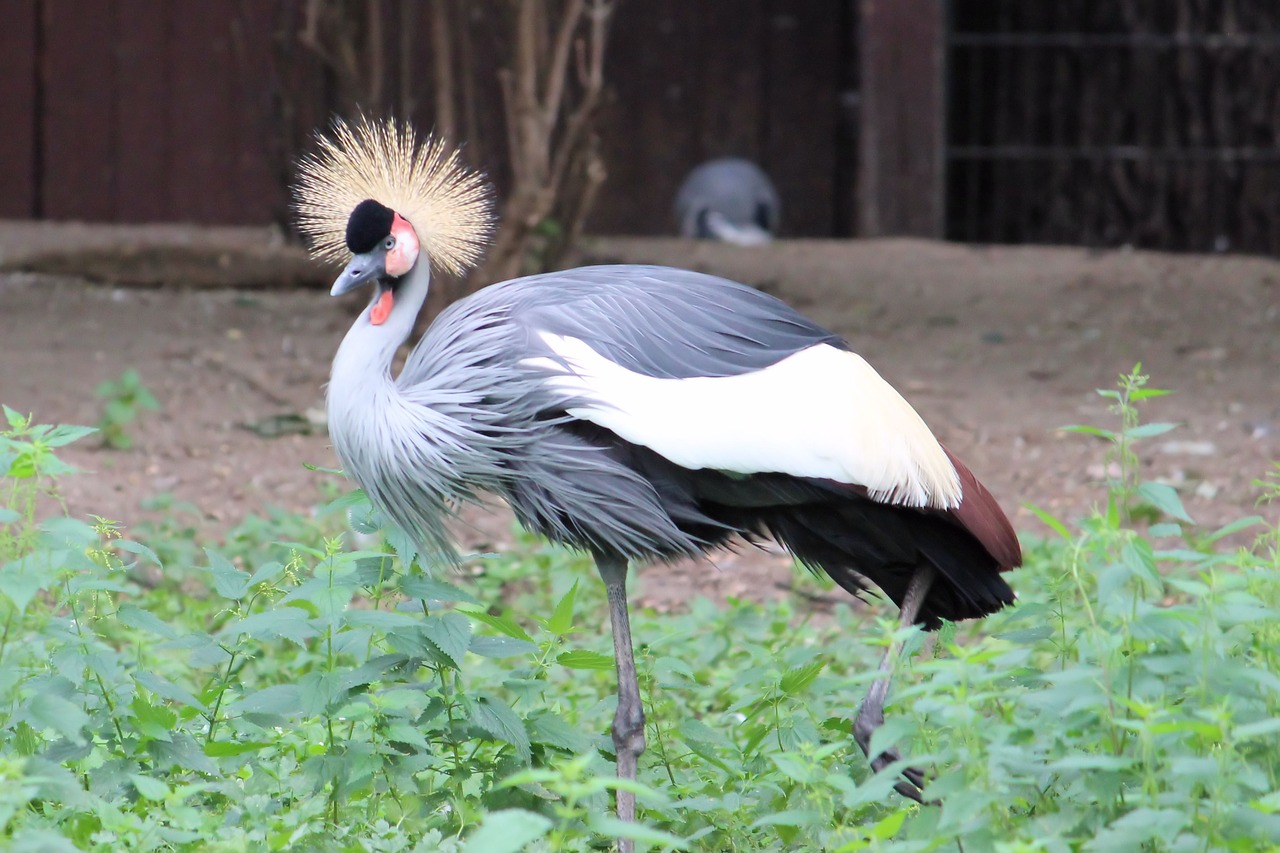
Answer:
[{"left": 370, "top": 290, "right": 394, "bottom": 325}]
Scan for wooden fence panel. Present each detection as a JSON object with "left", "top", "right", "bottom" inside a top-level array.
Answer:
[
  {"left": 761, "top": 0, "right": 843, "bottom": 236},
  {"left": 857, "top": 0, "right": 946, "bottom": 237},
  {"left": 168, "top": 1, "right": 240, "bottom": 223},
  {"left": 5, "top": 0, "right": 856, "bottom": 237},
  {"left": 41, "top": 0, "right": 116, "bottom": 220},
  {"left": 115, "top": 0, "right": 171, "bottom": 222},
  {"left": 592, "top": 0, "right": 848, "bottom": 236},
  {"left": 0, "top": 0, "right": 37, "bottom": 218},
  {"left": 948, "top": 0, "right": 1280, "bottom": 254},
  {"left": 593, "top": 1, "right": 741, "bottom": 235}
]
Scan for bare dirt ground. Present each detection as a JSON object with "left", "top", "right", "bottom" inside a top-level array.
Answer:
[{"left": 1, "top": 224, "right": 1277, "bottom": 610}]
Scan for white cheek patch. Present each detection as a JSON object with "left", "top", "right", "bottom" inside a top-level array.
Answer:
[{"left": 524, "top": 335, "right": 962, "bottom": 509}]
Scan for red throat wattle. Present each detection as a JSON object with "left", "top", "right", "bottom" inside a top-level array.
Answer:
[{"left": 370, "top": 290, "right": 394, "bottom": 325}]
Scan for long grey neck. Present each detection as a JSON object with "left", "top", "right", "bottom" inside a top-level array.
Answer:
[{"left": 329, "top": 261, "right": 431, "bottom": 399}]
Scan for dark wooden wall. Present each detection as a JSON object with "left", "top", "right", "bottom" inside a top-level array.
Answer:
[
  {"left": 0, "top": 0, "right": 858, "bottom": 237},
  {"left": 0, "top": 0, "right": 39, "bottom": 219},
  {"left": 1, "top": 1, "right": 319, "bottom": 224},
  {"left": 856, "top": 0, "right": 945, "bottom": 237},
  {"left": 595, "top": 1, "right": 848, "bottom": 236},
  {"left": 948, "top": 0, "right": 1280, "bottom": 255},
  {"left": 5, "top": 1, "right": 1277, "bottom": 254}
]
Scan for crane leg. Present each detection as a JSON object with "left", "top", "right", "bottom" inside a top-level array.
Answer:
[
  {"left": 853, "top": 564, "right": 936, "bottom": 803},
  {"left": 594, "top": 551, "right": 645, "bottom": 849}
]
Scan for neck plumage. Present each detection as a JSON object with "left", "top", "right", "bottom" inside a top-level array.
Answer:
[{"left": 329, "top": 260, "right": 431, "bottom": 396}]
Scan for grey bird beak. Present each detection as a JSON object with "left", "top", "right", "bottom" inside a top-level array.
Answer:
[{"left": 331, "top": 249, "right": 388, "bottom": 296}]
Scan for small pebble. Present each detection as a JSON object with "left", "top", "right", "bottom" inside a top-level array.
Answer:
[{"left": 1157, "top": 440, "right": 1217, "bottom": 456}]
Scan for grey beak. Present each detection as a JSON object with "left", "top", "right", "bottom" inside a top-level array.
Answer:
[{"left": 331, "top": 249, "right": 388, "bottom": 296}]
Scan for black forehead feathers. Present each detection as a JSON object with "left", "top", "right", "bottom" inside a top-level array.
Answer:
[{"left": 345, "top": 199, "right": 396, "bottom": 253}]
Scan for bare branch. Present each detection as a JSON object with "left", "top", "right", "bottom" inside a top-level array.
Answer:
[{"left": 543, "top": 0, "right": 587, "bottom": 127}]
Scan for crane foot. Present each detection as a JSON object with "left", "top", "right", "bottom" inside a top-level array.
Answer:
[{"left": 853, "top": 703, "right": 931, "bottom": 803}]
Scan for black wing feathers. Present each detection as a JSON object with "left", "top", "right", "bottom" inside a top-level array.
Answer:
[{"left": 531, "top": 425, "right": 1015, "bottom": 628}]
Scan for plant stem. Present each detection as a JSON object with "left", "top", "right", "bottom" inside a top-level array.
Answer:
[
  {"left": 64, "top": 577, "right": 126, "bottom": 745},
  {"left": 205, "top": 647, "right": 239, "bottom": 743}
]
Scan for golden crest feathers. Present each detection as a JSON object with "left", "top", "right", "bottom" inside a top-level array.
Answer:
[{"left": 293, "top": 118, "right": 494, "bottom": 276}]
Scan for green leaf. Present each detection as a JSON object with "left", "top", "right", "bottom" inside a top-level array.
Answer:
[
  {"left": 1204, "top": 515, "right": 1265, "bottom": 542},
  {"left": 225, "top": 607, "right": 319, "bottom": 645},
  {"left": 6, "top": 831, "right": 78, "bottom": 853},
  {"left": 341, "top": 609, "right": 422, "bottom": 632},
  {"left": 129, "top": 694, "right": 177, "bottom": 742},
  {"left": 469, "top": 635, "right": 538, "bottom": 658},
  {"left": 460, "top": 608, "right": 534, "bottom": 642},
  {"left": 462, "top": 809, "right": 551, "bottom": 853},
  {"left": 867, "top": 809, "right": 908, "bottom": 840},
  {"left": 1129, "top": 387, "right": 1171, "bottom": 401},
  {"left": 678, "top": 717, "right": 733, "bottom": 750},
  {"left": 135, "top": 671, "right": 208, "bottom": 713},
  {"left": 41, "top": 516, "right": 98, "bottom": 548},
  {"left": 1235, "top": 719, "right": 1280, "bottom": 739},
  {"left": 130, "top": 774, "right": 169, "bottom": 801},
  {"left": 771, "top": 754, "right": 819, "bottom": 784},
  {"left": 779, "top": 660, "right": 824, "bottom": 696},
  {"left": 1026, "top": 503, "right": 1072, "bottom": 540},
  {"left": 383, "top": 723, "right": 431, "bottom": 753},
  {"left": 1127, "top": 421, "right": 1179, "bottom": 439},
  {"left": 156, "top": 734, "right": 220, "bottom": 774},
  {"left": 248, "top": 560, "right": 285, "bottom": 586},
  {"left": 1061, "top": 424, "right": 1115, "bottom": 440},
  {"left": 420, "top": 612, "right": 472, "bottom": 668},
  {"left": 205, "top": 549, "right": 251, "bottom": 600},
  {"left": 1047, "top": 754, "right": 1133, "bottom": 771},
  {"left": 1121, "top": 538, "right": 1160, "bottom": 586},
  {"left": 203, "top": 739, "right": 272, "bottom": 757},
  {"left": 6, "top": 449, "right": 36, "bottom": 478},
  {"left": 116, "top": 604, "right": 180, "bottom": 640},
  {"left": 234, "top": 684, "right": 302, "bottom": 717},
  {"left": 555, "top": 649, "right": 615, "bottom": 671},
  {"left": 1137, "top": 481, "right": 1194, "bottom": 523},
  {"left": 114, "top": 538, "right": 162, "bottom": 569},
  {"left": 525, "top": 710, "right": 590, "bottom": 752},
  {"left": 26, "top": 693, "right": 89, "bottom": 744},
  {"left": 546, "top": 579, "right": 578, "bottom": 635},
  {"left": 399, "top": 573, "right": 480, "bottom": 604},
  {"left": 587, "top": 815, "right": 689, "bottom": 849},
  {"left": 749, "top": 809, "right": 824, "bottom": 829},
  {"left": 43, "top": 424, "right": 97, "bottom": 447},
  {"left": 0, "top": 563, "right": 46, "bottom": 613},
  {"left": 465, "top": 693, "right": 531, "bottom": 762},
  {"left": 298, "top": 671, "right": 345, "bottom": 716}
]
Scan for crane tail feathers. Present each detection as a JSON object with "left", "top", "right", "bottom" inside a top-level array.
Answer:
[{"left": 944, "top": 447, "right": 1023, "bottom": 571}]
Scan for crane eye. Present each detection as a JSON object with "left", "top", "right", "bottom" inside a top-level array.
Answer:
[{"left": 384, "top": 236, "right": 396, "bottom": 250}]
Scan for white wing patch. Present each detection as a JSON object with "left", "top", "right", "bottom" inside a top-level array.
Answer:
[{"left": 525, "top": 335, "right": 962, "bottom": 509}]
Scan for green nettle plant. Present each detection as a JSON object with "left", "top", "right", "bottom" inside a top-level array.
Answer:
[
  {"left": 1, "top": 367, "right": 1278, "bottom": 852},
  {"left": 94, "top": 368, "right": 160, "bottom": 450}
]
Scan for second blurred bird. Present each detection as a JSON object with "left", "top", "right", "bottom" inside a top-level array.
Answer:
[{"left": 674, "top": 158, "right": 780, "bottom": 245}]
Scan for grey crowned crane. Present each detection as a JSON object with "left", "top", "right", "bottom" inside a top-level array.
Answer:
[
  {"left": 295, "top": 119, "right": 1020, "bottom": 836},
  {"left": 675, "top": 157, "right": 780, "bottom": 245}
]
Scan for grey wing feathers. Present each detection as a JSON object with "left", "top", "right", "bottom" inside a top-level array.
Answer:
[
  {"left": 381, "top": 264, "right": 845, "bottom": 565},
  {"left": 498, "top": 265, "right": 845, "bottom": 379}
]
